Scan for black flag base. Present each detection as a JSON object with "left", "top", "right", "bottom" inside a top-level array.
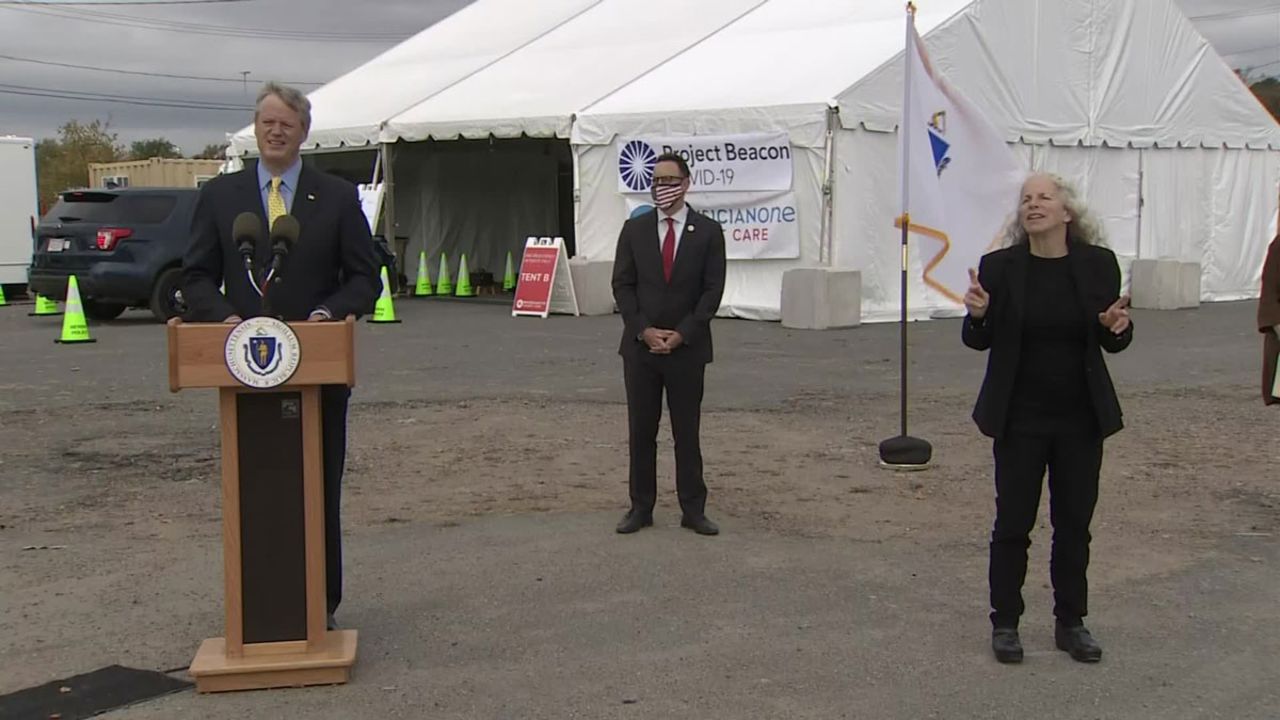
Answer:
[{"left": 878, "top": 434, "right": 933, "bottom": 470}]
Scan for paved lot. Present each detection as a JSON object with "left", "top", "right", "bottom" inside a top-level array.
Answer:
[{"left": 0, "top": 298, "right": 1276, "bottom": 719}]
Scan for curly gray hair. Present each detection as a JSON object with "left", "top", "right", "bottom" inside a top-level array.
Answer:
[
  {"left": 1001, "top": 173, "right": 1107, "bottom": 248},
  {"left": 255, "top": 81, "right": 311, "bottom": 130}
]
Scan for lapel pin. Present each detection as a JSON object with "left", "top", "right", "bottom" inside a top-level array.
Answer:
[
  {"left": 686, "top": 224, "right": 695, "bottom": 232},
  {"left": 307, "top": 194, "right": 316, "bottom": 201}
]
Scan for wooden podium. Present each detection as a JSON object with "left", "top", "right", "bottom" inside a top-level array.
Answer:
[{"left": 167, "top": 317, "right": 359, "bottom": 693}]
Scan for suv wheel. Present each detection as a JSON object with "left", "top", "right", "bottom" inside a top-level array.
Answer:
[
  {"left": 82, "top": 299, "right": 127, "bottom": 321},
  {"left": 150, "top": 267, "right": 186, "bottom": 322}
]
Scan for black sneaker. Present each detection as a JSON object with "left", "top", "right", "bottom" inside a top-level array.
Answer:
[
  {"left": 1055, "top": 622, "right": 1102, "bottom": 663},
  {"left": 992, "top": 627, "right": 1024, "bottom": 664}
]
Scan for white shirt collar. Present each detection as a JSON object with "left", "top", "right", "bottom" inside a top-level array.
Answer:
[{"left": 659, "top": 204, "right": 689, "bottom": 229}]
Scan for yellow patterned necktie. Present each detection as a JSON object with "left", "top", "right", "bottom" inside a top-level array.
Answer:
[{"left": 267, "top": 176, "right": 286, "bottom": 229}]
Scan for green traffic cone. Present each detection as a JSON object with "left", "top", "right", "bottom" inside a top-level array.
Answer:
[
  {"left": 414, "top": 251, "right": 433, "bottom": 296},
  {"left": 455, "top": 254, "right": 475, "bottom": 297},
  {"left": 55, "top": 276, "right": 95, "bottom": 344},
  {"left": 368, "top": 266, "right": 401, "bottom": 323},
  {"left": 503, "top": 251, "right": 516, "bottom": 292},
  {"left": 29, "top": 293, "right": 62, "bottom": 317},
  {"left": 434, "top": 252, "right": 453, "bottom": 296}
]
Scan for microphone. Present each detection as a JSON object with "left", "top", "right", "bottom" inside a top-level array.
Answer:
[
  {"left": 232, "top": 212, "right": 262, "bottom": 271},
  {"left": 268, "top": 214, "right": 299, "bottom": 279}
]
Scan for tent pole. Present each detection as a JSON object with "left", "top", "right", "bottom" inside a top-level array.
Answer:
[
  {"left": 1135, "top": 148, "right": 1144, "bottom": 260},
  {"left": 380, "top": 142, "right": 402, "bottom": 294},
  {"left": 820, "top": 106, "right": 837, "bottom": 265}
]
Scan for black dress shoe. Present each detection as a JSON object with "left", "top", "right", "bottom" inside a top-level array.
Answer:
[
  {"left": 680, "top": 515, "right": 719, "bottom": 535},
  {"left": 991, "top": 627, "right": 1024, "bottom": 664},
  {"left": 616, "top": 510, "right": 653, "bottom": 534},
  {"left": 1055, "top": 623, "right": 1102, "bottom": 663}
]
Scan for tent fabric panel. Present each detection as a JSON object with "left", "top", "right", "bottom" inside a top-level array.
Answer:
[
  {"left": 571, "top": 104, "right": 830, "bottom": 149},
  {"left": 837, "top": 0, "right": 1280, "bottom": 149},
  {"left": 228, "top": 0, "right": 600, "bottom": 155},
  {"left": 382, "top": 0, "right": 766, "bottom": 142}
]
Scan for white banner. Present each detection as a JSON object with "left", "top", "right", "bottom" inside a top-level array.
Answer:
[
  {"left": 616, "top": 133, "right": 793, "bottom": 193},
  {"left": 625, "top": 190, "right": 800, "bottom": 260},
  {"left": 357, "top": 182, "right": 384, "bottom": 234}
]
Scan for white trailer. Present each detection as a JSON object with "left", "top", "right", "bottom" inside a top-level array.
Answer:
[{"left": 0, "top": 136, "right": 39, "bottom": 289}]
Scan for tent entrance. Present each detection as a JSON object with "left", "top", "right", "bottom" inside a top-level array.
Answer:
[{"left": 391, "top": 137, "right": 574, "bottom": 298}]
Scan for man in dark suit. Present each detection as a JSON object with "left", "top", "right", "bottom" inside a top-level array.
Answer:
[
  {"left": 611, "top": 153, "right": 727, "bottom": 536},
  {"left": 181, "top": 82, "right": 380, "bottom": 630}
]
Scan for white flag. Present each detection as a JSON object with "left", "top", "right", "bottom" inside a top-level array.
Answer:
[{"left": 898, "top": 19, "right": 1023, "bottom": 304}]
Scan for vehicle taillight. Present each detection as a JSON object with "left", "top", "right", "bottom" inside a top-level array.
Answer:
[{"left": 96, "top": 227, "right": 133, "bottom": 250}]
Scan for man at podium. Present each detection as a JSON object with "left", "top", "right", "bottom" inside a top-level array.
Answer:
[{"left": 181, "top": 81, "right": 380, "bottom": 631}]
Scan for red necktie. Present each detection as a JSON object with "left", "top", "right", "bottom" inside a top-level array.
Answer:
[{"left": 661, "top": 217, "right": 676, "bottom": 283}]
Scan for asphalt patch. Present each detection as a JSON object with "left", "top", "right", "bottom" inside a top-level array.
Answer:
[{"left": 0, "top": 665, "right": 191, "bottom": 719}]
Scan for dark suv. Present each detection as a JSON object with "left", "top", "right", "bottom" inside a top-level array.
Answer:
[{"left": 29, "top": 187, "right": 199, "bottom": 321}]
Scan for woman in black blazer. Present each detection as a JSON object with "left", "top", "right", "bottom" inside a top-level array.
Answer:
[{"left": 962, "top": 174, "right": 1133, "bottom": 665}]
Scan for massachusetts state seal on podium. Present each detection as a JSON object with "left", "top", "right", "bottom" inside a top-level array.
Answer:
[{"left": 224, "top": 317, "right": 301, "bottom": 389}]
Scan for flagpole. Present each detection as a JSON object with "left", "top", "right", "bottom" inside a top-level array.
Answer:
[
  {"left": 899, "top": 2, "right": 913, "bottom": 440},
  {"left": 879, "top": 1, "right": 932, "bottom": 470}
]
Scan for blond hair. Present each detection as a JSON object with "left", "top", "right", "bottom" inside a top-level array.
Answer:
[{"left": 254, "top": 81, "right": 311, "bottom": 130}]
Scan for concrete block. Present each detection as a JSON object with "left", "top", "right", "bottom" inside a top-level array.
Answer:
[
  {"left": 781, "top": 268, "right": 862, "bottom": 330},
  {"left": 568, "top": 258, "right": 616, "bottom": 316},
  {"left": 1177, "top": 261, "right": 1201, "bottom": 309},
  {"left": 1130, "top": 259, "right": 1180, "bottom": 310}
]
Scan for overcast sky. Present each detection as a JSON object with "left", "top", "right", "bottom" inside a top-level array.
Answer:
[{"left": 0, "top": 0, "right": 1276, "bottom": 154}]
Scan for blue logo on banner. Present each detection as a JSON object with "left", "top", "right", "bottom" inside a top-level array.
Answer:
[{"left": 619, "top": 140, "right": 658, "bottom": 192}]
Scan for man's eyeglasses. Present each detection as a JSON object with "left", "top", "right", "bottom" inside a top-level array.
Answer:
[{"left": 653, "top": 176, "right": 685, "bottom": 186}]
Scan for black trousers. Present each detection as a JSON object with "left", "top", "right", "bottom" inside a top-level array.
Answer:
[
  {"left": 989, "top": 430, "right": 1103, "bottom": 629},
  {"left": 622, "top": 351, "right": 708, "bottom": 518},
  {"left": 321, "top": 384, "right": 349, "bottom": 615}
]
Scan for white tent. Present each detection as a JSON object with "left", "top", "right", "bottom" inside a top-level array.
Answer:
[
  {"left": 227, "top": 0, "right": 1280, "bottom": 321},
  {"left": 575, "top": 0, "right": 1280, "bottom": 320},
  {"left": 572, "top": 0, "right": 973, "bottom": 319},
  {"left": 376, "top": 0, "right": 773, "bottom": 282},
  {"left": 833, "top": 0, "right": 1280, "bottom": 320}
]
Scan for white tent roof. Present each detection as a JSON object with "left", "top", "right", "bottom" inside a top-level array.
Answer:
[
  {"left": 572, "top": 0, "right": 970, "bottom": 146},
  {"left": 227, "top": 0, "right": 598, "bottom": 155},
  {"left": 837, "top": 0, "right": 1280, "bottom": 149},
  {"left": 229, "top": 0, "right": 1280, "bottom": 154},
  {"left": 382, "top": 0, "right": 769, "bottom": 142}
]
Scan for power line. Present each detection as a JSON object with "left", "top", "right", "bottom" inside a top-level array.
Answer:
[
  {"left": 0, "top": 82, "right": 250, "bottom": 111},
  {"left": 0, "top": 3, "right": 414, "bottom": 41},
  {"left": 61, "top": 3, "right": 411, "bottom": 38},
  {"left": 1190, "top": 5, "right": 1280, "bottom": 21},
  {"left": 0, "top": 87, "right": 250, "bottom": 111},
  {"left": 1226, "top": 41, "right": 1280, "bottom": 56},
  {"left": 0, "top": 52, "right": 322, "bottom": 85}
]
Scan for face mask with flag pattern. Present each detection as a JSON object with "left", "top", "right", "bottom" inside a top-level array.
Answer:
[{"left": 651, "top": 181, "right": 686, "bottom": 211}]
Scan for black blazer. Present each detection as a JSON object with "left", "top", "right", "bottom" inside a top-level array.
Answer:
[
  {"left": 962, "top": 242, "right": 1133, "bottom": 439},
  {"left": 611, "top": 208, "right": 727, "bottom": 364},
  {"left": 181, "top": 165, "right": 380, "bottom": 323}
]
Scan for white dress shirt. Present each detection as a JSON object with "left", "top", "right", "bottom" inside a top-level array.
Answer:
[{"left": 657, "top": 204, "right": 690, "bottom": 255}]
